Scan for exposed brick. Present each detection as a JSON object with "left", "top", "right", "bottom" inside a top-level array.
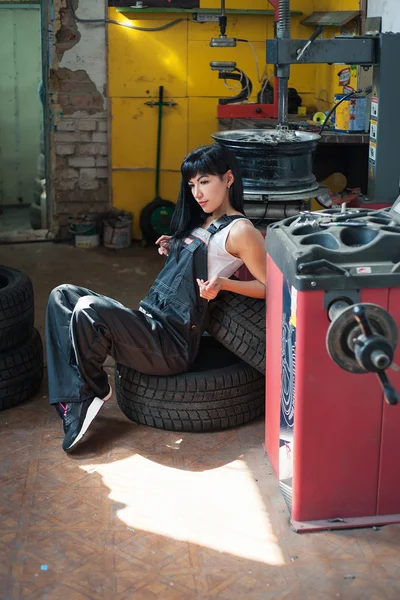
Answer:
[
  {"left": 57, "top": 201, "right": 109, "bottom": 214},
  {"left": 96, "top": 168, "right": 109, "bottom": 179},
  {"left": 60, "top": 81, "right": 96, "bottom": 93},
  {"left": 98, "top": 145, "right": 108, "bottom": 156},
  {"left": 80, "top": 168, "right": 97, "bottom": 181},
  {"left": 56, "top": 144, "right": 75, "bottom": 156},
  {"left": 55, "top": 132, "right": 82, "bottom": 143},
  {"left": 79, "top": 179, "right": 99, "bottom": 190},
  {"left": 71, "top": 70, "right": 91, "bottom": 82},
  {"left": 56, "top": 120, "right": 75, "bottom": 132},
  {"left": 95, "top": 156, "right": 108, "bottom": 167},
  {"left": 56, "top": 186, "right": 109, "bottom": 208},
  {"left": 56, "top": 42, "right": 78, "bottom": 60},
  {"left": 79, "top": 132, "right": 92, "bottom": 143},
  {"left": 97, "top": 121, "right": 108, "bottom": 132},
  {"left": 58, "top": 93, "right": 70, "bottom": 107},
  {"left": 63, "top": 168, "right": 79, "bottom": 179},
  {"left": 56, "top": 156, "right": 67, "bottom": 168},
  {"left": 78, "top": 168, "right": 100, "bottom": 190},
  {"left": 78, "top": 120, "right": 97, "bottom": 131},
  {"left": 57, "top": 69, "right": 93, "bottom": 83},
  {"left": 55, "top": 69, "right": 71, "bottom": 80},
  {"left": 69, "top": 156, "right": 95, "bottom": 168},
  {"left": 60, "top": 7, "right": 75, "bottom": 28},
  {"left": 56, "top": 28, "right": 77, "bottom": 44},
  {"left": 58, "top": 179, "right": 78, "bottom": 191},
  {"left": 70, "top": 94, "right": 92, "bottom": 107},
  {"left": 92, "top": 96, "right": 105, "bottom": 108},
  {"left": 92, "top": 132, "right": 108, "bottom": 144},
  {"left": 78, "top": 144, "right": 98, "bottom": 156}
]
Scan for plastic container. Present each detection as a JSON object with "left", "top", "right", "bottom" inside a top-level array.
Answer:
[
  {"left": 103, "top": 210, "right": 132, "bottom": 250},
  {"left": 69, "top": 218, "right": 99, "bottom": 248}
]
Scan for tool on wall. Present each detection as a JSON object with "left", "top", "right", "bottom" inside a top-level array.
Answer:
[{"left": 140, "top": 85, "right": 176, "bottom": 246}]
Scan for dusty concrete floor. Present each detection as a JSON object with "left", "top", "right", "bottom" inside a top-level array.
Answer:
[
  {"left": 1, "top": 241, "right": 400, "bottom": 600},
  {"left": 0, "top": 206, "right": 31, "bottom": 233}
]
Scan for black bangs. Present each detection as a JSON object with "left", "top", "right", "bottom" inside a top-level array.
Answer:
[
  {"left": 180, "top": 145, "right": 228, "bottom": 182},
  {"left": 169, "top": 143, "right": 245, "bottom": 246}
]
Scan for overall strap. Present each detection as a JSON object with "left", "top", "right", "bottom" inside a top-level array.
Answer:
[{"left": 206, "top": 214, "right": 245, "bottom": 236}]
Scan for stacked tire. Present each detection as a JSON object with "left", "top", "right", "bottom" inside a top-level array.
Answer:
[
  {"left": 115, "top": 292, "right": 266, "bottom": 432},
  {"left": 0, "top": 266, "right": 44, "bottom": 411}
]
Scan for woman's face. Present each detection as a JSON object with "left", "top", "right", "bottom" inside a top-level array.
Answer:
[{"left": 188, "top": 171, "right": 233, "bottom": 214}]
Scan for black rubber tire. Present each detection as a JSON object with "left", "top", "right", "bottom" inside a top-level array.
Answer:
[
  {"left": 139, "top": 198, "right": 175, "bottom": 246},
  {"left": 207, "top": 292, "right": 266, "bottom": 374},
  {"left": 0, "top": 328, "right": 44, "bottom": 411},
  {"left": 115, "top": 336, "right": 265, "bottom": 432},
  {"left": 0, "top": 266, "right": 35, "bottom": 352}
]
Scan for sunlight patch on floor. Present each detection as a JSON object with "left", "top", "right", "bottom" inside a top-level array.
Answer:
[{"left": 81, "top": 454, "right": 285, "bottom": 566}]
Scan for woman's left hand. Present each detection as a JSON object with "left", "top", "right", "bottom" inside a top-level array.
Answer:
[{"left": 196, "top": 277, "right": 223, "bottom": 301}]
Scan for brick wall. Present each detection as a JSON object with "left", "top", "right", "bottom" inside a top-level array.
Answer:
[{"left": 47, "top": 0, "right": 110, "bottom": 236}]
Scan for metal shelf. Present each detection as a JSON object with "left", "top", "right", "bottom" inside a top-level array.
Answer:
[
  {"left": 116, "top": 8, "right": 302, "bottom": 16},
  {"left": 301, "top": 11, "right": 361, "bottom": 27}
]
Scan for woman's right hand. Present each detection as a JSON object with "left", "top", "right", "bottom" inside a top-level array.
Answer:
[{"left": 155, "top": 235, "right": 171, "bottom": 256}]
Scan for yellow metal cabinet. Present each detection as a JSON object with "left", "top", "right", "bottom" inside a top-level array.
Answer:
[
  {"left": 188, "top": 97, "right": 220, "bottom": 150},
  {"left": 108, "top": 12, "right": 188, "bottom": 99},
  {"left": 111, "top": 98, "right": 188, "bottom": 170}
]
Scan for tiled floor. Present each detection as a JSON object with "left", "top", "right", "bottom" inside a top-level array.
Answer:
[{"left": 1, "top": 242, "right": 400, "bottom": 600}]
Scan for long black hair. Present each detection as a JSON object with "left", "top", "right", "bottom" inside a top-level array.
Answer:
[{"left": 170, "top": 143, "right": 245, "bottom": 243}]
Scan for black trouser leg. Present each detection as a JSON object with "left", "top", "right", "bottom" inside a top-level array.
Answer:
[{"left": 46, "top": 284, "right": 187, "bottom": 405}]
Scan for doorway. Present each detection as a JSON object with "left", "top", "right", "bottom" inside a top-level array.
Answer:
[{"left": 0, "top": 4, "right": 47, "bottom": 236}]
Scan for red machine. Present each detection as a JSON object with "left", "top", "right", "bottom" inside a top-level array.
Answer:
[
  {"left": 211, "top": 0, "right": 280, "bottom": 120},
  {"left": 265, "top": 205, "right": 400, "bottom": 532}
]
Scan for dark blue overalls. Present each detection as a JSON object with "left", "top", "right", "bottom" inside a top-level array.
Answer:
[{"left": 46, "top": 215, "right": 242, "bottom": 405}]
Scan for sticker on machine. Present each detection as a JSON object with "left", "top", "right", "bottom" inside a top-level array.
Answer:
[
  {"left": 370, "top": 120, "right": 378, "bottom": 140},
  {"left": 356, "top": 266, "right": 372, "bottom": 274},
  {"left": 371, "top": 97, "right": 379, "bottom": 118},
  {"left": 290, "top": 286, "right": 297, "bottom": 327},
  {"left": 369, "top": 141, "right": 377, "bottom": 163}
]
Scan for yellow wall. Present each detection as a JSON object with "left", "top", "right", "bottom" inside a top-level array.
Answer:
[{"left": 108, "top": 0, "right": 359, "bottom": 238}]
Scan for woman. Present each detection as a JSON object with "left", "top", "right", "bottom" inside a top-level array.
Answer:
[{"left": 46, "top": 144, "right": 266, "bottom": 453}]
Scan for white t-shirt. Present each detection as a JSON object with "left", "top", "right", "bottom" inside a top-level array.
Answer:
[{"left": 207, "top": 218, "right": 251, "bottom": 280}]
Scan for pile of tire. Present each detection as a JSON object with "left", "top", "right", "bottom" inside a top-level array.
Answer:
[
  {"left": 0, "top": 266, "right": 44, "bottom": 411},
  {"left": 115, "top": 292, "right": 266, "bottom": 432}
]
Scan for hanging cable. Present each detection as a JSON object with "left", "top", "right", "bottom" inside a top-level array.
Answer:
[
  {"left": 66, "top": 0, "right": 189, "bottom": 32},
  {"left": 235, "top": 38, "right": 270, "bottom": 84}
]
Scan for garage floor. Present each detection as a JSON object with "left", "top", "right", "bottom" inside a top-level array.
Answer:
[{"left": 1, "top": 242, "right": 400, "bottom": 600}]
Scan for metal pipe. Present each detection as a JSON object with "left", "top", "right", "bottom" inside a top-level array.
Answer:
[
  {"left": 276, "top": 0, "right": 291, "bottom": 125},
  {"left": 328, "top": 300, "right": 352, "bottom": 323},
  {"left": 278, "top": 79, "right": 289, "bottom": 126},
  {"left": 244, "top": 203, "right": 302, "bottom": 219}
]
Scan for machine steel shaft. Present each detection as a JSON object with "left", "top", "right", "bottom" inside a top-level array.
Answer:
[{"left": 277, "top": 0, "right": 291, "bottom": 125}]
